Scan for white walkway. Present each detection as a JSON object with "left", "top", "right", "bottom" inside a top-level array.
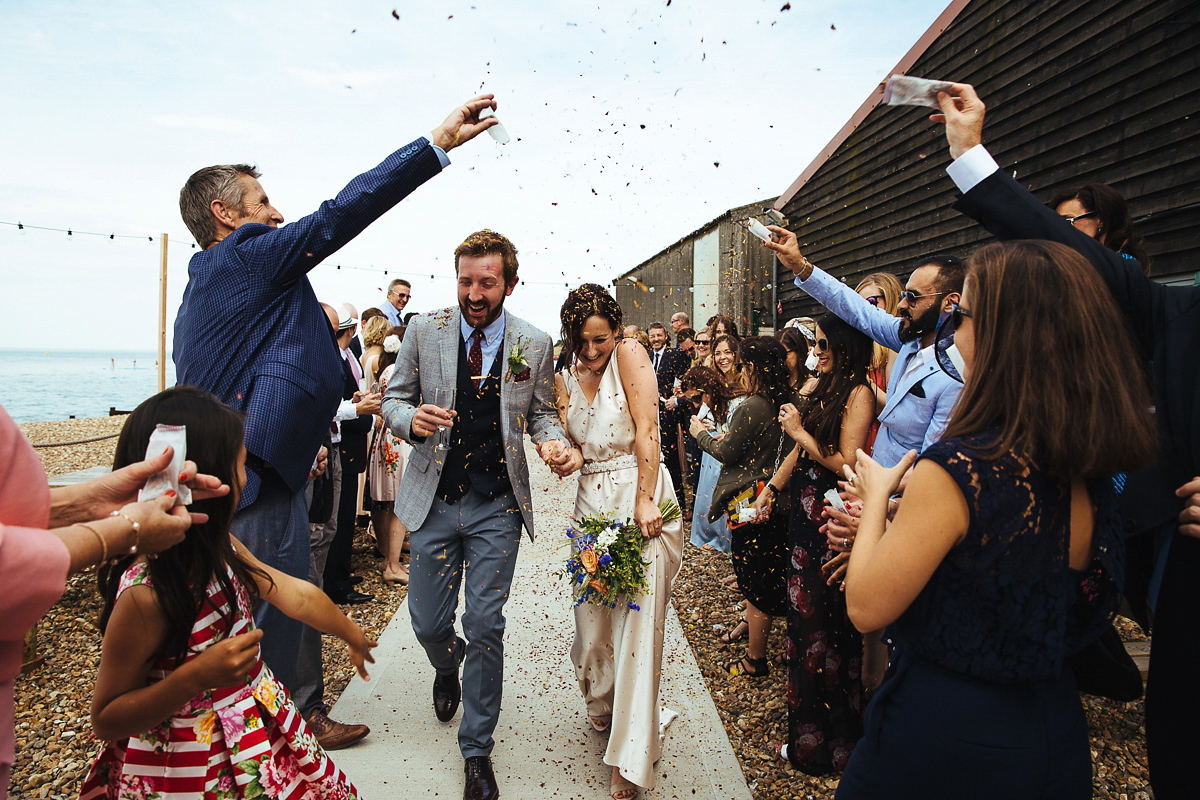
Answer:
[{"left": 330, "top": 443, "right": 751, "bottom": 799}]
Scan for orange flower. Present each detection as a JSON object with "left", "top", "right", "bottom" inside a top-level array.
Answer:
[
  {"left": 589, "top": 578, "right": 606, "bottom": 593},
  {"left": 580, "top": 548, "right": 598, "bottom": 574}
]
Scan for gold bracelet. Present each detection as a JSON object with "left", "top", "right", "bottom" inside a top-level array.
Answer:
[
  {"left": 109, "top": 511, "right": 141, "bottom": 555},
  {"left": 77, "top": 523, "right": 108, "bottom": 566}
]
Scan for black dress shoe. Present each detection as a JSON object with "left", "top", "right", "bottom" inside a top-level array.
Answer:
[
  {"left": 328, "top": 589, "right": 374, "bottom": 605},
  {"left": 349, "top": 575, "right": 364, "bottom": 585},
  {"left": 434, "top": 636, "right": 466, "bottom": 722},
  {"left": 463, "top": 755, "right": 499, "bottom": 800}
]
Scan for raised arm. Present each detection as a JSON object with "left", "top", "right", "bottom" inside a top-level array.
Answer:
[
  {"left": 937, "top": 83, "right": 1183, "bottom": 353},
  {"left": 764, "top": 229, "right": 906, "bottom": 351},
  {"left": 235, "top": 95, "right": 501, "bottom": 286}
]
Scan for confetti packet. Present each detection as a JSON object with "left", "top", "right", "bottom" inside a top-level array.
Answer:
[
  {"left": 738, "top": 218, "right": 773, "bottom": 242},
  {"left": 882, "top": 74, "right": 956, "bottom": 109},
  {"left": 138, "top": 424, "right": 193, "bottom": 505},
  {"left": 478, "top": 108, "right": 511, "bottom": 144}
]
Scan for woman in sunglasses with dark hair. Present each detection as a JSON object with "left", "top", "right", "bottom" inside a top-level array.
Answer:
[
  {"left": 758, "top": 313, "right": 876, "bottom": 775},
  {"left": 1050, "top": 183, "right": 1151, "bottom": 274},
  {"left": 835, "top": 241, "right": 1157, "bottom": 799}
]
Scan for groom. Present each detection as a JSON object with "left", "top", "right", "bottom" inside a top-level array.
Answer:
[{"left": 382, "top": 229, "right": 569, "bottom": 800}]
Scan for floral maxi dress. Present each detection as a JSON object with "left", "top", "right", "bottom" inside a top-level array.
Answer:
[{"left": 79, "top": 562, "right": 360, "bottom": 800}]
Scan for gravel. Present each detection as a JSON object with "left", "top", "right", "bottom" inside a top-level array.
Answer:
[{"left": 11, "top": 417, "right": 1152, "bottom": 799}]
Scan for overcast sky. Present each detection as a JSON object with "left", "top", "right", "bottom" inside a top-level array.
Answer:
[{"left": 0, "top": 0, "right": 949, "bottom": 351}]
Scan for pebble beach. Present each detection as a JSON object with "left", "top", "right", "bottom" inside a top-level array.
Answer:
[{"left": 13, "top": 416, "right": 1153, "bottom": 799}]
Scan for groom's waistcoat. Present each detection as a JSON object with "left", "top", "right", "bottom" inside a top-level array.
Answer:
[{"left": 437, "top": 335, "right": 509, "bottom": 503}]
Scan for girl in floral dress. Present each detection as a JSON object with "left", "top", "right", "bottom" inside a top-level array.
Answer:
[{"left": 80, "top": 386, "right": 377, "bottom": 799}]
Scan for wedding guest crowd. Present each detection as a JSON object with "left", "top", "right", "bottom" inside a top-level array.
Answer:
[
  {"left": 4, "top": 73, "right": 1189, "bottom": 800},
  {"left": 666, "top": 83, "right": 1185, "bottom": 799}
]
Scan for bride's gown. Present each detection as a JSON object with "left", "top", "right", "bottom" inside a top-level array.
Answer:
[{"left": 563, "top": 349, "right": 684, "bottom": 790}]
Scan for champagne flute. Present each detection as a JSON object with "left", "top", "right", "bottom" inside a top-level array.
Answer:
[{"left": 430, "top": 387, "right": 455, "bottom": 452}]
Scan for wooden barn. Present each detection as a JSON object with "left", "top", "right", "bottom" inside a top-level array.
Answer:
[
  {"left": 774, "top": 0, "right": 1200, "bottom": 321},
  {"left": 613, "top": 198, "right": 780, "bottom": 337}
]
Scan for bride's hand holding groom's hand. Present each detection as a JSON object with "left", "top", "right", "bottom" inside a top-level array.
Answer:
[{"left": 539, "top": 440, "right": 582, "bottom": 478}]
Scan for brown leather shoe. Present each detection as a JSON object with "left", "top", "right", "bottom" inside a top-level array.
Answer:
[{"left": 307, "top": 707, "right": 370, "bottom": 750}]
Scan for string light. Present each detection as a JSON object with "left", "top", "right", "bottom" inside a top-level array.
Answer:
[
  {"left": 2, "top": 219, "right": 774, "bottom": 290},
  {"left": 1, "top": 220, "right": 198, "bottom": 247}
]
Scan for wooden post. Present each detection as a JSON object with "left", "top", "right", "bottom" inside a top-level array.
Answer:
[{"left": 158, "top": 233, "right": 168, "bottom": 393}]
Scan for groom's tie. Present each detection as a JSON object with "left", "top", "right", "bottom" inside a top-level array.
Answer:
[{"left": 468, "top": 329, "right": 484, "bottom": 390}]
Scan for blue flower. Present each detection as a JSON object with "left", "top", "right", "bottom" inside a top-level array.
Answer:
[
  {"left": 627, "top": 603, "right": 640, "bottom": 611},
  {"left": 598, "top": 554, "right": 613, "bottom": 567}
]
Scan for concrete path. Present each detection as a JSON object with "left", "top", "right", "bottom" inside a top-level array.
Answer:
[{"left": 330, "top": 443, "right": 752, "bottom": 799}]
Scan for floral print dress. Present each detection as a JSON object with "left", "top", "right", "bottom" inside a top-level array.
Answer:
[
  {"left": 79, "top": 562, "right": 359, "bottom": 800},
  {"left": 784, "top": 459, "right": 864, "bottom": 775}
]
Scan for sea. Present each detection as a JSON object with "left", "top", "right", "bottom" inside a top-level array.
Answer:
[{"left": 0, "top": 349, "right": 176, "bottom": 423}]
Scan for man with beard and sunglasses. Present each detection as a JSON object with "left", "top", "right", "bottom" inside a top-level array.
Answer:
[{"left": 761, "top": 242, "right": 965, "bottom": 469}]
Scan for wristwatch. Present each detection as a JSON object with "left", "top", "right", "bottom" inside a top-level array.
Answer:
[{"left": 764, "top": 483, "right": 781, "bottom": 498}]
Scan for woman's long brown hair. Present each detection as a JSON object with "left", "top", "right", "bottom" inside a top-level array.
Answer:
[{"left": 941, "top": 241, "right": 1156, "bottom": 481}]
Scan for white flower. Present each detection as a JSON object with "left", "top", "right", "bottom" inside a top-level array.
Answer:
[
  {"left": 383, "top": 334, "right": 402, "bottom": 353},
  {"left": 598, "top": 528, "right": 618, "bottom": 549}
]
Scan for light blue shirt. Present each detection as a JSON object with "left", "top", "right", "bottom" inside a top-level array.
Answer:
[
  {"left": 794, "top": 268, "right": 961, "bottom": 467},
  {"left": 460, "top": 309, "right": 506, "bottom": 380},
  {"left": 377, "top": 301, "right": 403, "bottom": 327}
]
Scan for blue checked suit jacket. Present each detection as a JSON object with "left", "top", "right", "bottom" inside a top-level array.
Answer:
[{"left": 174, "top": 138, "right": 443, "bottom": 507}]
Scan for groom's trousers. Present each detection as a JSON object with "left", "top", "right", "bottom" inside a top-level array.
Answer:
[{"left": 407, "top": 488, "right": 522, "bottom": 758}]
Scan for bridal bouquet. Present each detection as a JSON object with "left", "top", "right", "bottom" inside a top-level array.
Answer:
[{"left": 559, "top": 500, "right": 682, "bottom": 610}]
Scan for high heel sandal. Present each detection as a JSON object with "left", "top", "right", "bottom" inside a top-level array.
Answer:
[
  {"left": 610, "top": 768, "right": 638, "bottom": 799},
  {"left": 717, "top": 620, "right": 748, "bottom": 645},
  {"left": 728, "top": 653, "right": 769, "bottom": 677},
  {"left": 588, "top": 714, "right": 612, "bottom": 733}
]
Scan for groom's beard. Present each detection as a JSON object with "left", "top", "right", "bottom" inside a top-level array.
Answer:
[{"left": 897, "top": 303, "right": 941, "bottom": 344}]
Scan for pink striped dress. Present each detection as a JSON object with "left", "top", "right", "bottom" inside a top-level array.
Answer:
[{"left": 79, "top": 562, "right": 360, "bottom": 799}]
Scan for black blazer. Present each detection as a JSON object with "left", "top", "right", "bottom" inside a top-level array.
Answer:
[
  {"left": 954, "top": 168, "right": 1200, "bottom": 535},
  {"left": 338, "top": 352, "right": 373, "bottom": 470},
  {"left": 652, "top": 347, "right": 689, "bottom": 398}
]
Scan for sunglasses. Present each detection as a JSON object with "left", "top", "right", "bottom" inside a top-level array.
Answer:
[
  {"left": 814, "top": 337, "right": 829, "bottom": 352},
  {"left": 865, "top": 295, "right": 885, "bottom": 307},
  {"left": 695, "top": 339, "right": 710, "bottom": 346},
  {"left": 1062, "top": 210, "right": 1098, "bottom": 226},
  {"left": 900, "top": 290, "right": 950, "bottom": 304}
]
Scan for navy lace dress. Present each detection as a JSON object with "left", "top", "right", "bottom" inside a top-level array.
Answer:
[{"left": 837, "top": 433, "right": 1122, "bottom": 800}]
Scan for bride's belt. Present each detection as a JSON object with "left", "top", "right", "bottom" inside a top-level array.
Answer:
[{"left": 580, "top": 454, "right": 637, "bottom": 475}]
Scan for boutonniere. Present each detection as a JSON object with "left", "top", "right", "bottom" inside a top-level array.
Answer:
[{"left": 507, "top": 336, "right": 531, "bottom": 382}]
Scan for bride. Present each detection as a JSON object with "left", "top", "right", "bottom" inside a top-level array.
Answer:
[{"left": 550, "top": 284, "right": 684, "bottom": 800}]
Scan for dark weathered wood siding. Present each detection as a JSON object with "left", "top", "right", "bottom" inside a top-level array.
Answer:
[
  {"left": 614, "top": 199, "right": 779, "bottom": 335},
  {"left": 776, "top": 0, "right": 1200, "bottom": 320}
]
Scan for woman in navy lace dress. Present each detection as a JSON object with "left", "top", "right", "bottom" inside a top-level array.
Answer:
[{"left": 836, "top": 241, "right": 1157, "bottom": 799}]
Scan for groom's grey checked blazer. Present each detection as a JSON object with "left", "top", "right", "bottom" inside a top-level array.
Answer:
[{"left": 381, "top": 307, "right": 566, "bottom": 537}]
